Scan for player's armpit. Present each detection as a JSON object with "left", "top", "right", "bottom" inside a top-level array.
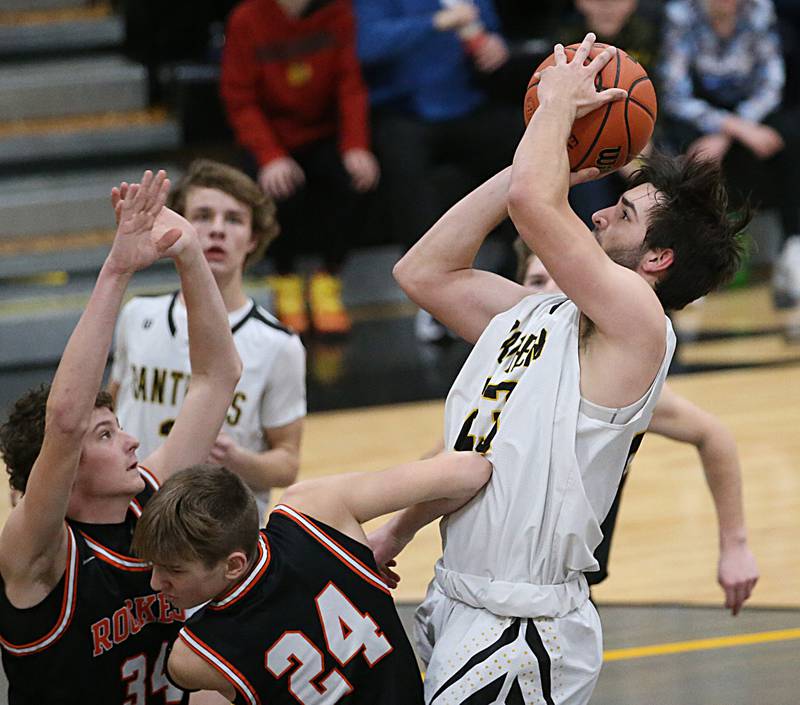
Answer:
[{"left": 170, "top": 638, "right": 236, "bottom": 702}]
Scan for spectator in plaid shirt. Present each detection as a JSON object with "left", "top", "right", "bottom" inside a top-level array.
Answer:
[{"left": 659, "top": 0, "right": 800, "bottom": 308}]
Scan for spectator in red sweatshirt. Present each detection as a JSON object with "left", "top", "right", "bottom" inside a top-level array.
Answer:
[{"left": 221, "top": 0, "right": 379, "bottom": 335}]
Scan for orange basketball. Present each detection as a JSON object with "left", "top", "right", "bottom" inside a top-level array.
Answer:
[{"left": 523, "top": 43, "right": 657, "bottom": 173}]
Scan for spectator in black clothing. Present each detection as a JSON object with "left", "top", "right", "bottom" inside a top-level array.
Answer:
[{"left": 354, "top": 0, "right": 523, "bottom": 342}]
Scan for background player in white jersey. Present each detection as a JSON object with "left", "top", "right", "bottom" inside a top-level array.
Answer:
[
  {"left": 109, "top": 160, "right": 306, "bottom": 520},
  {"left": 0, "top": 171, "right": 241, "bottom": 704},
  {"left": 386, "top": 34, "right": 748, "bottom": 704}
]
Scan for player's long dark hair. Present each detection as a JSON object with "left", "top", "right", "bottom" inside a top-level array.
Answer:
[{"left": 629, "top": 151, "right": 750, "bottom": 310}]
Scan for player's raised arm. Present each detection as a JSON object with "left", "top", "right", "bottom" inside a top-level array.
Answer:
[
  {"left": 141, "top": 209, "right": 242, "bottom": 482},
  {"left": 649, "top": 384, "right": 759, "bottom": 615},
  {"left": 392, "top": 168, "right": 526, "bottom": 343},
  {"left": 507, "top": 35, "right": 666, "bottom": 360},
  {"left": 0, "top": 172, "right": 178, "bottom": 593}
]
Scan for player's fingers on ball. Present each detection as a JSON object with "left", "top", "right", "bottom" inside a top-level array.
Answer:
[
  {"left": 588, "top": 45, "right": 615, "bottom": 73},
  {"left": 569, "top": 167, "right": 600, "bottom": 186},
  {"left": 575, "top": 33, "right": 595, "bottom": 63},
  {"left": 553, "top": 43, "right": 566, "bottom": 65},
  {"left": 599, "top": 88, "right": 627, "bottom": 104}
]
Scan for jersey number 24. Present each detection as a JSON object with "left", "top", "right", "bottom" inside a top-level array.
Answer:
[{"left": 266, "top": 582, "right": 392, "bottom": 704}]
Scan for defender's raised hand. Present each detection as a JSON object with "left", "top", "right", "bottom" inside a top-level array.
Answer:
[
  {"left": 107, "top": 170, "right": 181, "bottom": 274},
  {"left": 536, "top": 33, "right": 627, "bottom": 120}
]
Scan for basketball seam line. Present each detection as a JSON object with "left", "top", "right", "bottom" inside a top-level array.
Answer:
[{"left": 627, "top": 76, "right": 656, "bottom": 120}]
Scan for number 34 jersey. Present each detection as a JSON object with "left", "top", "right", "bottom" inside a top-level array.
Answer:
[
  {"left": 0, "top": 469, "right": 187, "bottom": 705},
  {"left": 179, "top": 506, "right": 423, "bottom": 705}
]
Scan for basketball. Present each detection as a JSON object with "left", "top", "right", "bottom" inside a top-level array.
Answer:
[{"left": 523, "top": 43, "right": 657, "bottom": 173}]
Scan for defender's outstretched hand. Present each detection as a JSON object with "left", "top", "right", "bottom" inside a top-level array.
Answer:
[
  {"left": 107, "top": 170, "right": 181, "bottom": 274},
  {"left": 535, "top": 33, "right": 627, "bottom": 120},
  {"left": 111, "top": 170, "right": 199, "bottom": 263}
]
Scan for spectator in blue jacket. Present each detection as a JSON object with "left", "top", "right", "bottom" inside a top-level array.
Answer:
[{"left": 355, "top": 0, "right": 524, "bottom": 341}]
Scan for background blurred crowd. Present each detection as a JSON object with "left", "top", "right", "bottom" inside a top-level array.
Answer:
[{"left": 126, "top": 0, "right": 800, "bottom": 339}]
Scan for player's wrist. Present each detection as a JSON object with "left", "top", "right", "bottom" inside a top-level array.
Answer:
[
  {"left": 537, "top": 95, "right": 578, "bottom": 122},
  {"left": 719, "top": 529, "right": 748, "bottom": 549},
  {"left": 171, "top": 233, "right": 202, "bottom": 267}
]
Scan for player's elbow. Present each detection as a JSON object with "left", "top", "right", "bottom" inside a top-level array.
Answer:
[
  {"left": 393, "top": 253, "right": 432, "bottom": 301},
  {"left": 45, "top": 398, "right": 90, "bottom": 439},
  {"left": 447, "top": 452, "right": 493, "bottom": 498},
  {"left": 223, "top": 351, "right": 244, "bottom": 390},
  {"left": 507, "top": 181, "right": 552, "bottom": 230}
]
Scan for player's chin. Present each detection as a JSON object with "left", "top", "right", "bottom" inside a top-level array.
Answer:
[{"left": 128, "top": 474, "right": 146, "bottom": 495}]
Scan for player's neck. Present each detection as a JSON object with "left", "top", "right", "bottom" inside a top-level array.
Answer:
[{"left": 67, "top": 494, "right": 132, "bottom": 525}]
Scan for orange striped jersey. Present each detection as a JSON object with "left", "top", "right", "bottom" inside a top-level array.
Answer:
[
  {"left": 0, "top": 468, "right": 188, "bottom": 705},
  {"left": 179, "top": 505, "right": 424, "bottom": 705}
]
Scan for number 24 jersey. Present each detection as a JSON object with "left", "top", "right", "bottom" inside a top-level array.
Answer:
[{"left": 179, "top": 505, "right": 423, "bottom": 705}]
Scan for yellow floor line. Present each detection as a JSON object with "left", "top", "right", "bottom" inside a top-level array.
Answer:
[{"left": 603, "top": 627, "right": 800, "bottom": 662}]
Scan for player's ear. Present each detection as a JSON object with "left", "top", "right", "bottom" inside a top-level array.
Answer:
[
  {"left": 224, "top": 550, "right": 250, "bottom": 580},
  {"left": 642, "top": 247, "right": 673, "bottom": 274}
]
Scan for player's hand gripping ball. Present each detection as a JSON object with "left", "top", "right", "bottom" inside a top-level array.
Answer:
[{"left": 524, "top": 43, "right": 657, "bottom": 173}]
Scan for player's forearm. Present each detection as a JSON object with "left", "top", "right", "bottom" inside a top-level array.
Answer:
[
  {"left": 380, "top": 496, "right": 472, "bottom": 547},
  {"left": 698, "top": 429, "right": 749, "bottom": 546},
  {"left": 48, "top": 265, "right": 131, "bottom": 435},
  {"left": 509, "top": 97, "right": 574, "bottom": 212},
  {"left": 175, "top": 242, "right": 241, "bottom": 386},
  {"left": 225, "top": 446, "right": 300, "bottom": 491},
  {"left": 393, "top": 167, "right": 512, "bottom": 292}
]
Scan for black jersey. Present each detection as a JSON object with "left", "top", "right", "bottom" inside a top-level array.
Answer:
[
  {"left": 0, "top": 467, "right": 188, "bottom": 705},
  {"left": 179, "top": 504, "right": 424, "bottom": 705},
  {"left": 586, "top": 433, "right": 645, "bottom": 586}
]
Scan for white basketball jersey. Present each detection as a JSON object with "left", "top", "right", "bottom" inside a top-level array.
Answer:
[
  {"left": 111, "top": 293, "right": 306, "bottom": 517},
  {"left": 437, "top": 294, "right": 675, "bottom": 617}
]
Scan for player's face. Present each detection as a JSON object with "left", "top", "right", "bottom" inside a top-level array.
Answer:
[
  {"left": 523, "top": 256, "right": 561, "bottom": 294},
  {"left": 75, "top": 407, "right": 144, "bottom": 499},
  {"left": 184, "top": 187, "right": 256, "bottom": 279},
  {"left": 590, "top": 183, "right": 660, "bottom": 271},
  {"left": 150, "top": 559, "right": 231, "bottom": 609}
]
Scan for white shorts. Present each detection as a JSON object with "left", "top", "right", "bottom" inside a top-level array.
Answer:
[{"left": 415, "top": 580, "right": 603, "bottom": 705}]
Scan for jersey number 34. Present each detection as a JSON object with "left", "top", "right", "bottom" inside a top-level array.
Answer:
[{"left": 266, "top": 582, "right": 392, "bottom": 704}]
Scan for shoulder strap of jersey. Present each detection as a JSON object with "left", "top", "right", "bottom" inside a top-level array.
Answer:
[
  {"left": 178, "top": 627, "right": 262, "bottom": 705},
  {"left": 272, "top": 505, "right": 390, "bottom": 595}
]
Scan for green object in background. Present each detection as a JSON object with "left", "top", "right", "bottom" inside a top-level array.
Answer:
[{"left": 728, "top": 227, "right": 753, "bottom": 289}]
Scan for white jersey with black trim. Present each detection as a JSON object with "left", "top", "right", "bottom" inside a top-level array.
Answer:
[
  {"left": 111, "top": 293, "right": 306, "bottom": 516},
  {"left": 437, "top": 293, "right": 676, "bottom": 618}
]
